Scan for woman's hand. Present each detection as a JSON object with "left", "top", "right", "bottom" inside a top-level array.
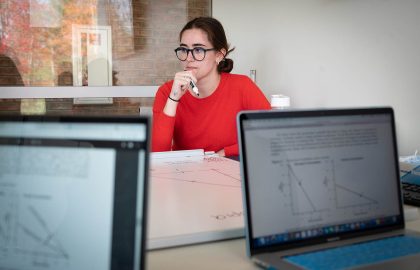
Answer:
[
  {"left": 164, "top": 70, "right": 197, "bottom": 117},
  {"left": 169, "top": 70, "right": 197, "bottom": 101},
  {"left": 216, "top": 149, "right": 225, "bottom": 157}
]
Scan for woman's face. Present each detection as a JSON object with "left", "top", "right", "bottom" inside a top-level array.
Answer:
[{"left": 179, "top": 28, "right": 222, "bottom": 80}]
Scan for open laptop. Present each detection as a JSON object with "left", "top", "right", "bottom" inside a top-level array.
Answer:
[
  {"left": 237, "top": 107, "right": 420, "bottom": 270},
  {"left": 0, "top": 115, "right": 150, "bottom": 270}
]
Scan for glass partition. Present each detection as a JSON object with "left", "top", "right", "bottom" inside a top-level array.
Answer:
[
  {"left": 0, "top": 0, "right": 211, "bottom": 87},
  {"left": 0, "top": 0, "right": 211, "bottom": 115}
]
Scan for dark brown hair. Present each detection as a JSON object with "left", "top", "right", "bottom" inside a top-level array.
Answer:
[{"left": 180, "top": 17, "right": 235, "bottom": 73}]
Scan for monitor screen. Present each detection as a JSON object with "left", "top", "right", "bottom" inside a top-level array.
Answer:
[
  {"left": 0, "top": 116, "right": 149, "bottom": 270},
  {"left": 240, "top": 110, "right": 402, "bottom": 249}
]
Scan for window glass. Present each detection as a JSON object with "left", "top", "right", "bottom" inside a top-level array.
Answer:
[{"left": 0, "top": 0, "right": 211, "bottom": 87}]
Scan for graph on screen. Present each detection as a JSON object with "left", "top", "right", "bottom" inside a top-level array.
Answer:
[{"left": 275, "top": 157, "right": 379, "bottom": 223}]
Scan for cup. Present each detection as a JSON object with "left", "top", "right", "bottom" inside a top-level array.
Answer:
[{"left": 270, "top": 94, "right": 290, "bottom": 109}]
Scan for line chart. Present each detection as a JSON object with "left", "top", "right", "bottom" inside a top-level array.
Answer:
[
  {"left": 276, "top": 158, "right": 379, "bottom": 218},
  {"left": 16, "top": 205, "right": 69, "bottom": 260}
]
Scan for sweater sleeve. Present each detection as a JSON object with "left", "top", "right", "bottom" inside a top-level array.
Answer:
[
  {"left": 152, "top": 82, "right": 176, "bottom": 152},
  {"left": 225, "top": 76, "right": 271, "bottom": 157},
  {"left": 224, "top": 143, "right": 239, "bottom": 157},
  {"left": 223, "top": 76, "right": 270, "bottom": 157},
  {"left": 242, "top": 76, "right": 271, "bottom": 110}
]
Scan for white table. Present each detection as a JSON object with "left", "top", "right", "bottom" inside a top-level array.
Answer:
[{"left": 147, "top": 206, "right": 420, "bottom": 270}]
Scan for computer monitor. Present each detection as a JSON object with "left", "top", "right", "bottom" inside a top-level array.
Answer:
[{"left": 0, "top": 115, "right": 150, "bottom": 270}]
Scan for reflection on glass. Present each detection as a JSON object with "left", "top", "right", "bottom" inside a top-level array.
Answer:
[{"left": 0, "top": 0, "right": 211, "bottom": 87}]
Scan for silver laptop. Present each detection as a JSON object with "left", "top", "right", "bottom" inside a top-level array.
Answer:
[
  {"left": 237, "top": 107, "right": 420, "bottom": 270},
  {"left": 0, "top": 115, "right": 150, "bottom": 270}
]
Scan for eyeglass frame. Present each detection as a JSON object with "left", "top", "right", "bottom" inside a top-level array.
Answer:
[{"left": 174, "top": 47, "right": 217, "bottom": 61}]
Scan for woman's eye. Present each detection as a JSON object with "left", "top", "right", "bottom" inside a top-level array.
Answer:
[{"left": 193, "top": 48, "right": 205, "bottom": 54}]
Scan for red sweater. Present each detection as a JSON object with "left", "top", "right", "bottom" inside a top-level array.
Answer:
[{"left": 152, "top": 73, "right": 271, "bottom": 156}]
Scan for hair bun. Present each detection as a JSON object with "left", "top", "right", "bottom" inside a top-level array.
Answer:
[{"left": 218, "top": 58, "right": 234, "bottom": 73}]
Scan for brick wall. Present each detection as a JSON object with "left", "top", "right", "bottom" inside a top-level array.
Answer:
[
  {"left": 0, "top": 54, "right": 24, "bottom": 86},
  {"left": 0, "top": 0, "right": 211, "bottom": 116},
  {"left": 0, "top": 98, "right": 155, "bottom": 116}
]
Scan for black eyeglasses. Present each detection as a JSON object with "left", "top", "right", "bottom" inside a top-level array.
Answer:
[{"left": 174, "top": 47, "right": 216, "bottom": 61}]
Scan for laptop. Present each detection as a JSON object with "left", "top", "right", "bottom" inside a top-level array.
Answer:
[
  {"left": 237, "top": 107, "right": 420, "bottom": 270},
  {"left": 0, "top": 115, "right": 150, "bottom": 270}
]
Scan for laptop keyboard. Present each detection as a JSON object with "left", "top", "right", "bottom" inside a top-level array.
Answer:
[
  {"left": 402, "top": 182, "right": 420, "bottom": 207},
  {"left": 284, "top": 235, "right": 420, "bottom": 270},
  {"left": 400, "top": 160, "right": 420, "bottom": 206}
]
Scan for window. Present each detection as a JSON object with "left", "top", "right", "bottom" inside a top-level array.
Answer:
[{"left": 0, "top": 0, "right": 211, "bottom": 115}]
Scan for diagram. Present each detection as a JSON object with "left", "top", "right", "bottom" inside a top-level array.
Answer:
[
  {"left": 0, "top": 191, "right": 16, "bottom": 251},
  {"left": 277, "top": 158, "right": 379, "bottom": 218},
  {"left": 335, "top": 183, "right": 378, "bottom": 209},
  {"left": 0, "top": 190, "right": 70, "bottom": 269},
  {"left": 16, "top": 205, "right": 69, "bottom": 260},
  {"left": 147, "top": 152, "right": 244, "bottom": 249},
  {"left": 150, "top": 155, "right": 241, "bottom": 188}
]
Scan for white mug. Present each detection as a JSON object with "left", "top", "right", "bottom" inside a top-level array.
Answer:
[{"left": 270, "top": 94, "right": 290, "bottom": 109}]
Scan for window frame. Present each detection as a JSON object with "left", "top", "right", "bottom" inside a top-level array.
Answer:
[{"left": 0, "top": 86, "right": 157, "bottom": 98}]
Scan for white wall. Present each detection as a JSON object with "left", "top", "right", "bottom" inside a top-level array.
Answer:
[{"left": 213, "top": 0, "right": 420, "bottom": 155}]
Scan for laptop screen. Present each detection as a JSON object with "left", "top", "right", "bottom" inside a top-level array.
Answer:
[
  {"left": 238, "top": 108, "right": 403, "bottom": 253},
  {"left": 0, "top": 116, "right": 149, "bottom": 270}
]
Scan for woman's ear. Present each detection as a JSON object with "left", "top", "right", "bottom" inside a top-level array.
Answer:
[{"left": 217, "top": 48, "right": 227, "bottom": 62}]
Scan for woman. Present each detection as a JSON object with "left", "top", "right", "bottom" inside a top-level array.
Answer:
[{"left": 152, "top": 17, "right": 270, "bottom": 156}]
